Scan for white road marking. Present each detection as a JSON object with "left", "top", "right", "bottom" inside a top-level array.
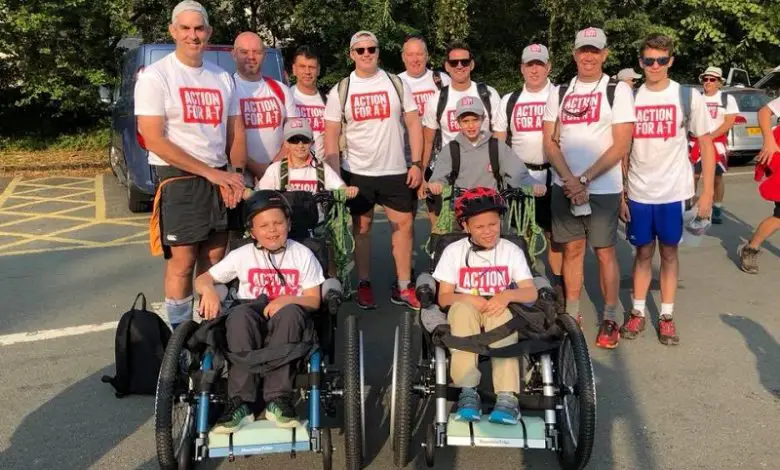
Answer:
[{"left": 724, "top": 170, "right": 754, "bottom": 177}]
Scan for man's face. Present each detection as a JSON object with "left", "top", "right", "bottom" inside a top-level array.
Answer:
[
  {"left": 445, "top": 49, "right": 474, "bottom": 85},
  {"left": 458, "top": 114, "right": 483, "bottom": 140},
  {"left": 639, "top": 48, "right": 673, "bottom": 84},
  {"left": 702, "top": 75, "right": 722, "bottom": 94},
  {"left": 521, "top": 61, "right": 551, "bottom": 89},
  {"left": 292, "top": 56, "right": 319, "bottom": 88},
  {"left": 233, "top": 36, "right": 265, "bottom": 77},
  {"left": 349, "top": 39, "right": 379, "bottom": 74},
  {"left": 573, "top": 46, "right": 608, "bottom": 76},
  {"left": 169, "top": 11, "right": 211, "bottom": 58},
  {"left": 402, "top": 39, "right": 428, "bottom": 77}
]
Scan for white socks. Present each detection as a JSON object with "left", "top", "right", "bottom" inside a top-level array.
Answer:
[
  {"left": 660, "top": 303, "right": 674, "bottom": 319},
  {"left": 632, "top": 299, "right": 646, "bottom": 317}
]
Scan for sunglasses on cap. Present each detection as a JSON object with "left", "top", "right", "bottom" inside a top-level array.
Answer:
[
  {"left": 287, "top": 135, "right": 312, "bottom": 144},
  {"left": 640, "top": 56, "right": 671, "bottom": 67},
  {"left": 447, "top": 58, "right": 472, "bottom": 68},
  {"left": 352, "top": 46, "right": 377, "bottom": 55},
  {"left": 701, "top": 76, "right": 720, "bottom": 83}
]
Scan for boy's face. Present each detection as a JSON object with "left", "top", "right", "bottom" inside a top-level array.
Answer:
[
  {"left": 284, "top": 136, "right": 312, "bottom": 162},
  {"left": 463, "top": 210, "right": 501, "bottom": 248},
  {"left": 458, "top": 114, "right": 483, "bottom": 141},
  {"left": 250, "top": 208, "right": 289, "bottom": 251}
]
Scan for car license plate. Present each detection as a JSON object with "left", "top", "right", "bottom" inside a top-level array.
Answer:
[{"left": 746, "top": 127, "right": 761, "bottom": 136}]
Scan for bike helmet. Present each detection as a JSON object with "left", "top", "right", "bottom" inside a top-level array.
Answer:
[
  {"left": 454, "top": 187, "right": 506, "bottom": 227},
  {"left": 244, "top": 190, "right": 292, "bottom": 227}
]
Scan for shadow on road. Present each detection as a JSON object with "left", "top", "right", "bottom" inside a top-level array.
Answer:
[
  {"left": 717, "top": 208, "right": 780, "bottom": 265},
  {"left": 720, "top": 314, "right": 780, "bottom": 400}
]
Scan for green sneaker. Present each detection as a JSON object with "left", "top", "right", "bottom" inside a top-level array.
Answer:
[
  {"left": 265, "top": 396, "right": 300, "bottom": 428},
  {"left": 211, "top": 398, "right": 254, "bottom": 434}
]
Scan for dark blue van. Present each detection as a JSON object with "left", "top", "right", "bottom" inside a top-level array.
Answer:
[{"left": 103, "top": 43, "right": 286, "bottom": 212}]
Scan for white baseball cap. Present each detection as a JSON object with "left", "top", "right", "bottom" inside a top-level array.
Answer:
[
  {"left": 574, "top": 27, "right": 607, "bottom": 50},
  {"left": 522, "top": 44, "right": 550, "bottom": 64},
  {"left": 617, "top": 68, "right": 642, "bottom": 80},
  {"left": 455, "top": 96, "right": 485, "bottom": 119},
  {"left": 350, "top": 31, "right": 379, "bottom": 49},
  {"left": 283, "top": 118, "right": 313, "bottom": 141},
  {"left": 171, "top": 0, "right": 209, "bottom": 26}
]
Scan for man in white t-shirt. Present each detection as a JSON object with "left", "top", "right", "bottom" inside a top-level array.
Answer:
[
  {"left": 542, "top": 27, "right": 636, "bottom": 349},
  {"left": 615, "top": 68, "right": 642, "bottom": 89},
  {"left": 134, "top": 0, "right": 246, "bottom": 329},
  {"left": 323, "top": 31, "right": 424, "bottom": 310},
  {"left": 290, "top": 46, "right": 327, "bottom": 161},
  {"left": 696, "top": 66, "right": 739, "bottom": 224},
  {"left": 232, "top": 32, "right": 298, "bottom": 184},
  {"left": 421, "top": 42, "right": 501, "bottom": 225},
  {"left": 621, "top": 34, "right": 715, "bottom": 347},
  {"left": 494, "top": 43, "right": 563, "bottom": 310}
]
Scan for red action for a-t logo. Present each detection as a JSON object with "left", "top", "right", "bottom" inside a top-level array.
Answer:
[
  {"left": 413, "top": 90, "right": 436, "bottom": 115},
  {"left": 560, "top": 93, "right": 602, "bottom": 125},
  {"left": 512, "top": 102, "right": 546, "bottom": 132},
  {"left": 296, "top": 105, "right": 325, "bottom": 131},
  {"left": 247, "top": 268, "right": 300, "bottom": 300},
  {"left": 350, "top": 92, "right": 391, "bottom": 121},
  {"left": 634, "top": 105, "right": 678, "bottom": 140},
  {"left": 287, "top": 180, "right": 318, "bottom": 192},
  {"left": 706, "top": 102, "right": 719, "bottom": 119},
  {"left": 458, "top": 266, "right": 510, "bottom": 295},
  {"left": 180, "top": 87, "right": 223, "bottom": 126},
  {"left": 241, "top": 97, "right": 282, "bottom": 129}
]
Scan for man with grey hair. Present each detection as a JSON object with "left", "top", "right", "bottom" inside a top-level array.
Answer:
[{"left": 135, "top": 0, "right": 246, "bottom": 330}]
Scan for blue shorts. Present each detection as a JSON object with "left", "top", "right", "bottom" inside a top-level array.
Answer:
[{"left": 626, "top": 200, "right": 684, "bottom": 247}]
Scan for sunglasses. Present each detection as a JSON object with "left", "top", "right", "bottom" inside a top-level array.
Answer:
[
  {"left": 353, "top": 46, "right": 377, "bottom": 55},
  {"left": 287, "top": 136, "right": 312, "bottom": 144},
  {"left": 702, "top": 77, "right": 720, "bottom": 83},
  {"left": 447, "top": 58, "right": 472, "bottom": 68},
  {"left": 640, "top": 56, "right": 671, "bottom": 67}
]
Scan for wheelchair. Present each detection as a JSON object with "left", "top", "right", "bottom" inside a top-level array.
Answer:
[
  {"left": 154, "top": 190, "right": 366, "bottom": 470},
  {"left": 389, "top": 187, "right": 596, "bottom": 469}
]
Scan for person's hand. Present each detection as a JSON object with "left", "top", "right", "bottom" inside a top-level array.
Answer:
[
  {"left": 345, "top": 186, "right": 359, "bottom": 199},
  {"left": 757, "top": 138, "right": 779, "bottom": 166},
  {"left": 532, "top": 184, "right": 547, "bottom": 197},
  {"left": 482, "top": 292, "right": 510, "bottom": 317},
  {"left": 208, "top": 169, "right": 244, "bottom": 208},
  {"left": 619, "top": 196, "right": 631, "bottom": 223},
  {"left": 467, "top": 295, "right": 489, "bottom": 312},
  {"left": 417, "top": 180, "right": 427, "bottom": 200},
  {"left": 427, "top": 182, "right": 443, "bottom": 195},
  {"left": 697, "top": 190, "right": 714, "bottom": 219},
  {"left": 219, "top": 185, "right": 239, "bottom": 209},
  {"left": 199, "top": 288, "right": 221, "bottom": 320},
  {"left": 406, "top": 165, "right": 422, "bottom": 189},
  {"left": 561, "top": 175, "right": 586, "bottom": 198},
  {"left": 571, "top": 190, "right": 589, "bottom": 206},
  {"left": 264, "top": 298, "right": 286, "bottom": 318}
]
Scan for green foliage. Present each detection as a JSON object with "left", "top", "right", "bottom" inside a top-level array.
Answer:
[{"left": 0, "top": 124, "right": 110, "bottom": 151}]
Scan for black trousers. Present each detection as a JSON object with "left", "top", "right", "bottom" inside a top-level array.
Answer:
[{"left": 225, "top": 302, "right": 307, "bottom": 403}]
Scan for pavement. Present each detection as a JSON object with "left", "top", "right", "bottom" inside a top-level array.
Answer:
[{"left": 0, "top": 169, "right": 779, "bottom": 470}]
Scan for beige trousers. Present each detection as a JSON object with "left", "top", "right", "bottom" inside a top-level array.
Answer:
[{"left": 447, "top": 301, "right": 520, "bottom": 393}]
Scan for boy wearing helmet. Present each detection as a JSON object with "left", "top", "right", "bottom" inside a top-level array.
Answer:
[
  {"left": 432, "top": 187, "right": 538, "bottom": 424},
  {"left": 195, "top": 190, "right": 325, "bottom": 432}
]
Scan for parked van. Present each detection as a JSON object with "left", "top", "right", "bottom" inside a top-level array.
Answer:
[{"left": 101, "top": 43, "right": 286, "bottom": 212}]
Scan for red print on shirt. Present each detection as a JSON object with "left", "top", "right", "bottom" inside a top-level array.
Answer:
[
  {"left": 296, "top": 105, "right": 326, "bottom": 131},
  {"left": 247, "top": 268, "right": 300, "bottom": 300},
  {"left": 413, "top": 90, "right": 436, "bottom": 115},
  {"left": 458, "top": 266, "right": 510, "bottom": 295},
  {"left": 634, "top": 105, "right": 677, "bottom": 140},
  {"left": 180, "top": 88, "right": 223, "bottom": 125},
  {"left": 241, "top": 97, "right": 282, "bottom": 129},
  {"left": 446, "top": 109, "right": 461, "bottom": 132},
  {"left": 706, "top": 102, "right": 719, "bottom": 119},
  {"left": 350, "top": 92, "right": 391, "bottom": 121},
  {"left": 560, "top": 92, "right": 602, "bottom": 125},
  {"left": 286, "top": 180, "right": 318, "bottom": 192},
  {"left": 512, "top": 102, "right": 546, "bottom": 132}
]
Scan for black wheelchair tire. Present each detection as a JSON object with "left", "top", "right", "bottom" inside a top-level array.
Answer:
[
  {"left": 155, "top": 321, "right": 200, "bottom": 470},
  {"left": 424, "top": 424, "right": 436, "bottom": 468},
  {"left": 392, "top": 310, "right": 415, "bottom": 468},
  {"left": 555, "top": 314, "right": 596, "bottom": 470},
  {"left": 321, "top": 427, "right": 333, "bottom": 470},
  {"left": 343, "top": 314, "right": 363, "bottom": 470}
]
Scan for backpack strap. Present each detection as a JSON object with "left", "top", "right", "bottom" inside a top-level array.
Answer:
[
  {"left": 337, "top": 76, "right": 351, "bottom": 153},
  {"left": 488, "top": 137, "right": 502, "bottom": 190},
  {"left": 477, "top": 82, "right": 493, "bottom": 126},
  {"left": 447, "top": 141, "right": 460, "bottom": 186},
  {"left": 432, "top": 70, "right": 443, "bottom": 90},
  {"left": 386, "top": 71, "right": 404, "bottom": 104},
  {"left": 720, "top": 91, "right": 728, "bottom": 108},
  {"left": 318, "top": 88, "right": 328, "bottom": 104},
  {"left": 505, "top": 91, "right": 521, "bottom": 145},
  {"left": 679, "top": 85, "right": 693, "bottom": 130},
  {"left": 280, "top": 159, "right": 289, "bottom": 190},
  {"left": 558, "top": 83, "right": 569, "bottom": 107},
  {"left": 434, "top": 85, "right": 450, "bottom": 153},
  {"left": 315, "top": 159, "right": 325, "bottom": 192},
  {"left": 606, "top": 77, "right": 619, "bottom": 108},
  {"left": 265, "top": 77, "right": 285, "bottom": 105}
]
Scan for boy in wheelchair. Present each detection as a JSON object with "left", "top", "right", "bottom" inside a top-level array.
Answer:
[
  {"left": 195, "top": 190, "right": 325, "bottom": 433},
  {"left": 431, "top": 187, "right": 538, "bottom": 425}
]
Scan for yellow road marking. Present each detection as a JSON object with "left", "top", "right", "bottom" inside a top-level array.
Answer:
[
  {"left": 0, "top": 221, "right": 102, "bottom": 250},
  {"left": 94, "top": 174, "right": 106, "bottom": 220},
  {"left": 0, "top": 209, "right": 147, "bottom": 228},
  {"left": 0, "top": 239, "right": 148, "bottom": 257},
  {"left": 1, "top": 191, "right": 94, "bottom": 211},
  {"left": 0, "top": 176, "right": 22, "bottom": 208},
  {"left": 108, "top": 230, "right": 149, "bottom": 244},
  {"left": 21, "top": 176, "right": 93, "bottom": 184},
  {"left": 11, "top": 184, "right": 94, "bottom": 197}
]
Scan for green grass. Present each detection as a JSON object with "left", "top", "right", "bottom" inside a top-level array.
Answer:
[{"left": 0, "top": 126, "right": 110, "bottom": 152}]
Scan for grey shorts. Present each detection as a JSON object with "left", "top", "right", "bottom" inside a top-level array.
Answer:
[{"left": 550, "top": 184, "right": 620, "bottom": 248}]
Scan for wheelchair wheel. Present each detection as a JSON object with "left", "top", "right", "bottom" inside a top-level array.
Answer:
[
  {"left": 555, "top": 314, "right": 596, "bottom": 470},
  {"left": 423, "top": 423, "right": 436, "bottom": 468},
  {"left": 155, "top": 321, "right": 200, "bottom": 470},
  {"left": 321, "top": 427, "right": 333, "bottom": 470},
  {"left": 391, "top": 310, "right": 415, "bottom": 467},
  {"left": 343, "top": 313, "right": 364, "bottom": 470}
]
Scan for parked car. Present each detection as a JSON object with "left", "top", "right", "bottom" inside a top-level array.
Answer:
[
  {"left": 721, "top": 87, "right": 772, "bottom": 165},
  {"left": 100, "top": 43, "right": 286, "bottom": 212}
]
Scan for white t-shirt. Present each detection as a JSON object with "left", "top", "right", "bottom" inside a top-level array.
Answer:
[
  {"left": 324, "top": 69, "right": 417, "bottom": 176},
  {"left": 292, "top": 85, "right": 326, "bottom": 160},
  {"left": 234, "top": 75, "right": 298, "bottom": 165},
  {"left": 629, "top": 81, "right": 710, "bottom": 204},
  {"left": 398, "top": 69, "right": 452, "bottom": 116},
  {"left": 134, "top": 53, "right": 239, "bottom": 167},
  {"left": 256, "top": 159, "right": 345, "bottom": 192},
  {"left": 422, "top": 81, "right": 501, "bottom": 147},
  {"left": 432, "top": 238, "right": 533, "bottom": 297},
  {"left": 703, "top": 91, "right": 739, "bottom": 129},
  {"left": 543, "top": 74, "right": 636, "bottom": 194},
  {"left": 495, "top": 82, "right": 555, "bottom": 166},
  {"left": 768, "top": 96, "right": 780, "bottom": 117},
  {"left": 209, "top": 240, "right": 324, "bottom": 301}
]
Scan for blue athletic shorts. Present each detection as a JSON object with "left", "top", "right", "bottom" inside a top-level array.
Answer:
[{"left": 626, "top": 200, "right": 684, "bottom": 247}]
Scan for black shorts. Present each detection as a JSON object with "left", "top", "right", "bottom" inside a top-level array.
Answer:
[
  {"left": 153, "top": 166, "right": 228, "bottom": 257},
  {"left": 532, "top": 167, "right": 553, "bottom": 232},
  {"left": 341, "top": 170, "right": 415, "bottom": 215}
]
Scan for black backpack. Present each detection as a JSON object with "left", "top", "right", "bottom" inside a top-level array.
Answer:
[
  {"left": 102, "top": 293, "right": 171, "bottom": 398},
  {"left": 446, "top": 137, "right": 503, "bottom": 190}
]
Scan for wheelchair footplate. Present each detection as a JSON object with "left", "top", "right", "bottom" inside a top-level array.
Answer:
[
  {"left": 207, "top": 419, "right": 311, "bottom": 458},
  {"left": 446, "top": 413, "right": 547, "bottom": 449}
]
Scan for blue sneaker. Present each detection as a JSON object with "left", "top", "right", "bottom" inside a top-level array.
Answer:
[
  {"left": 489, "top": 392, "right": 521, "bottom": 425},
  {"left": 454, "top": 387, "right": 481, "bottom": 422}
]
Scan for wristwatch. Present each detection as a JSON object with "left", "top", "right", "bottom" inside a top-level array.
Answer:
[
  {"left": 411, "top": 161, "right": 423, "bottom": 169},
  {"left": 579, "top": 175, "right": 589, "bottom": 185},
  {"left": 235, "top": 167, "right": 245, "bottom": 175}
]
